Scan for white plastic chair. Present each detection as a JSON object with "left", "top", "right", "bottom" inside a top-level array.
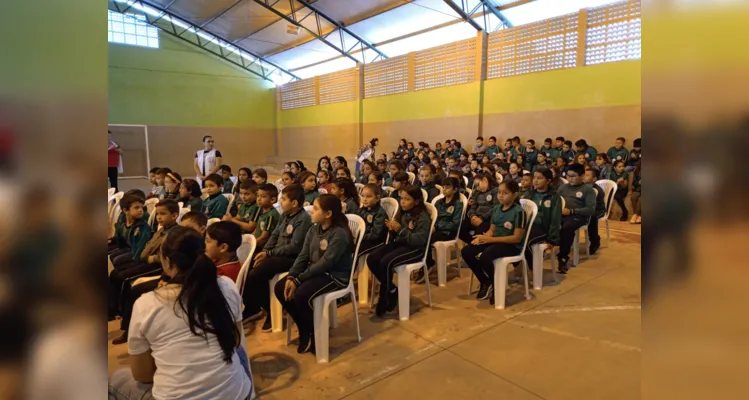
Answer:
[
  {"left": 420, "top": 188, "right": 428, "bottom": 203},
  {"left": 434, "top": 184, "right": 444, "bottom": 195},
  {"left": 318, "top": 188, "right": 328, "bottom": 194},
  {"left": 286, "top": 214, "right": 365, "bottom": 363},
  {"left": 236, "top": 234, "right": 257, "bottom": 296},
  {"left": 392, "top": 203, "right": 438, "bottom": 321},
  {"left": 594, "top": 179, "right": 617, "bottom": 247},
  {"left": 407, "top": 172, "right": 415, "bottom": 184},
  {"left": 109, "top": 192, "right": 125, "bottom": 238},
  {"left": 223, "top": 193, "right": 235, "bottom": 211},
  {"left": 495, "top": 172, "right": 504, "bottom": 184},
  {"left": 465, "top": 188, "right": 473, "bottom": 200},
  {"left": 108, "top": 187, "right": 115, "bottom": 198},
  {"left": 462, "top": 176, "right": 469, "bottom": 187},
  {"left": 431, "top": 193, "right": 469, "bottom": 287},
  {"left": 145, "top": 198, "right": 159, "bottom": 227},
  {"left": 176, "top": 208, "right": 190, "bottom": 223},
  {"left": 523, "top": 170, "right": 531, "bottom": 175},
  {"left": 304, "top": 205, "right": 313, "bottom": 215},
  {"left": 269, "top": 271, "right": 288, "bottom": 332},
  {"left": 358, "top": 197, "right": 399, "bottom": 306},
  {"left": 383, "top": 186, "right": 395, "bottom": 196},
  {"left": 355, "top": 183, "right": 365, "bottom": 196},
  {"left": 177, "top": 201, "right": 184, "bottom": 209},
  {"left": 273, "top": 202, "right": 283, "bottom": 215},
  {"left": 207, "top": 218, "right": 220, "bottom": 226}
]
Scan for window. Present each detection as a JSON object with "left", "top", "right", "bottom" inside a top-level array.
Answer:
[{"left": 108, "top": 10, "right": 159, "bottom": 49}]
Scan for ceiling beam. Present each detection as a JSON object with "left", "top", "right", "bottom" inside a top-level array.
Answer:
[
  {"left": 198, "top": 0, "right": 244, "bottom": 28},
  {"left": 442, "top": 0, "right": 483, "bottom": 31}
]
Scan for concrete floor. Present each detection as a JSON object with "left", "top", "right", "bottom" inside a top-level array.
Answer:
[{"left": 108, "top": 220, "right": 641, "bottom": 400}]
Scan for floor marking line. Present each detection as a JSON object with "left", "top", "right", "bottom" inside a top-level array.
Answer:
[
  {"left": 509, "top": 320, "right": 641, "bottom": 353},
  {"left": 521, "top": 305, "right": 641, "bottom": 315}
]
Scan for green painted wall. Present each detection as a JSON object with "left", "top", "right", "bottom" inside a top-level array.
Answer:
[{"left": 108, "top": 32, "right": 276, "bottom": 129}]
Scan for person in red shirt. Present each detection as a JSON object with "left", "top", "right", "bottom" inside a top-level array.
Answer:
[
  {"left": 108, "top": 130, "right": 124, "bottom": 191},
  {"left": 205, "top": 221, "right": 243, "bottom": 282}
]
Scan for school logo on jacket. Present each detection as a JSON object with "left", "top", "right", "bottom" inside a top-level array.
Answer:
[
  {"left": 134, "top": 227, "right": 141, "bottom": 236},
  {"left": 504, "top": 221, "right": 513, "bottom": 230},
  {"left": 585, "top": 153, "right": 590, "bottom": 158},
  {"left": 544, "top": 200, "right": 551, "bottom": 208},
  {"left": 286, "top": 224, "right": 294, "bottom": 234},
  {"left": 319, "top": 239, "right": 328, "bottom": 251},
  {"left": 366, "top": 214, "right": 373, "bottom": 223},
  {"left": 616, "top": 156, "right": 622, "bottom": 160},
  {"left": 576, "top": 191, "right": 583, "bottom": 198},
  {"left": 447, "top": 206, "right": 454, "bottom": 214},
  {"left": 408, "top": 220, "right": 415, "bottom": 230},
  {"left": 485, "top": 194, "right": 492, "bottom": 202},
  {"left": 304, "top": 201, "right": 310, "bottom": 207}
]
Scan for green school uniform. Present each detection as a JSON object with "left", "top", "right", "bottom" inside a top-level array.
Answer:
[
  {"left": 609, "top": 170, "right": 630, "bottom": 190},
  {"left": 583, "top": 146, "right": 598, "bottom": 161},
  {"left": 540, "top": 146, "right": 553, "bottom": 159},
  {"left": 253, "top": 207, "right": 280, "bottom": 241},
  {"left": 490, "top": 202, "right": 528, "bottom": 251},
  {"left": 434, "top": 196, "right": 463, "bottom": 236},
  {"left": 115, "top": 218, "right": 153, "bottom": 261},
  {"left": 421, "top": 183, "right": 440, "bottom": 203},
  {"left": 607, "top": 146, "right": 629, "bottom": 163},
  {"left": 202, "top": 193, "right": 229, "bottom": 218},
  {"left": 522, "top": 189, "right": 562, "bottom": 245},
  {"left": 222, "top": 180, "right": 234, "bottom": 194},
  {"left": 486, "top": 145, "right": 500, "bottom": 160},
  {"left": 237, "top": 202, "right": 258, "bottom": 223},
  {"left": 390, "top": 189, "right": 401, "bottom": 203},
  {"left": 343, "top": 197, "right": 360, "bottom": 214},
  {"left": 304, "top": 190, "right": 320, "bottom": 207}
]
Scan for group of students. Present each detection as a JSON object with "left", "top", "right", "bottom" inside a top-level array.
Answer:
[{"left": 107, "top": 135, "right": 642, "bottom": 399}]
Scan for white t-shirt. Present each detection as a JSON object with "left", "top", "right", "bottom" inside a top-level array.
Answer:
[{"left": 129, "top": 276, "right": 251, "bottom": 400}]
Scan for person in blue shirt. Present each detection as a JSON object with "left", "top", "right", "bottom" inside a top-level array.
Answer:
[
  {"left": 561, "top": 140, "right": 576, "bottom": 165},
  {"left": 574, "top": 139, "right": 598, "bottom": 165},
  {"left": 606, "top": 137, "right": 629, "bottom": 164},
  {"left": 524, "top": 139, "right": 538, "bottom": 171},
  {"left": 486, "top": 136, "right": 500, "bottom": 160}
]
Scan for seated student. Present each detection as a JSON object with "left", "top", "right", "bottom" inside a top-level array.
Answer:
[
  {"left": 593, "top": 153, "right": 612, "bottom": 181},
  {"left": 274, "top": 194, "right": 354, "bottom": 354},
  {"left": 368, "top": 170, "right": 388, "bottom": 198},
  {"left": 540, "top": 138, "right": 555, "bottom": 160},
  {"left": 223, "top": 181, "right": 258, "bottom": 233},
  {"left": 461, "top": 180, "right": 527, "bottom": 305},
  {"left": 385, "top": 159, "right": 405, "bottom": 186},
  {"left": 317, "top": 169, "right": 333, "bottom": 193},
  {"left": 390, "top": 171, "right": 409, "bottom": 202},
  {"left": 110, "top": 199, "right": 179, "bottom": 344},
  {"left": 607, "top": 137, "right": 629, "bottom": 164},
  {"left": 628, "top": 160, "right": 642, "bottom": 224},
  {"left": 180, "top": 210, "right": 208, "bottom": 234},
  {"left": 229, "top": 167, "right": 252, "bottom": 215},
  {"left": 279, "top": 171, "right": 296, "bottom": 191},
  {"left": 407, "top": 161, "right": 419, "bottom": 175},
  {"left": 367, "top": 185, "right": 432, "bottom": 317},
  {"left": 109, "top": 190, "right": 149, "bottom": 247},
  {"left": 147, "top": 167, "right": 159, "bottom": 196},
  {"left": 524, "top": 139, "right": 538, "bottom": 171},
  {"left": 553, "top": 156, "right": 568, "bottom": 177},
  {"left": 507, "top": 162, "right": 523, "bottom": 184},
  {"left": 574, "top": 153, "right": 588, "bottom": 168},
  {"left": 179, "top": 178, "right": 203, "bottom": 211},
  {"left": 243, "top": 184, "right": 311, "bottom": 331},
  {"left": 147, "top": 167, "right": 166, "bottom": 199},
  {"left": 219, "top": 165, "right": 235, "bottom": 193},
  {"left": 202, "top": 173, "right": 230, "bottom": 219},
  {"left": 376, "top": 158, "right": 388, "bottom": 182},
  {"left": 575, "top": 139, "right": 598, "bottom": 164},
  {"left": 550, "top": 167, "right": 564, "bottom": 192},
  {"left": 432, "top": 158, "right": 447, "bottom": 183},
  {"left": 163, "top": 171, "right": 182, "bottom": 201},
  {"left": 458, "top": 171, "right": 497, "bottom": 245},
  {"left": 335, "top": 166, "right": 352, "bottom": 180},
  {"left": 107, "top": 226, "right": 254, "bottom": 400},
  {"left": 206, "top": 221, "right": 243, "bottom": 282},
  {"left": 509, "top": 136, "right": 525, "bottom": 162},
  {"left": 522, "top": 167, "right": 561, "bottom": 280},
  {"left": 252, "top": 168, "right": 269, "bottom": 185},
  {"left": 583, "top": 168, "right": 607, "bottom": 255},
  {"left": 416, "top": 177, "right": 463, "bottom": 284},
  {"left": 609, "top": 160, "right": 630, "bottom": 221},
  {"left": 502, "top": 139, "right": 513, "bottom": 160},
  {"left": 356, "top": 183, "right": 389, "bottom": 258},
  {"left": 486, "top": 136, "right": 500, "bottom": 160},
  {"left": 626, "top": 138, "right": 641, "bottom": 172},
  {"left": 419, "top": 164, "right": 441, "bottom": 202},
  {"left": 554, "top": 136, "right": 566, "bottom": 158},
  {"left": 332, "top": 156, "right": 349, "bottom": 171},
  {"left": 331, "top": 177, "right": 360, "bottom": 214},
  {"left": 556, "top": 163, "right": 596, "bottom": 273},
  {"left": 251, "top": 183, "right": 280, "bottom": 250},
  {"left": 434, "top": 142, "right": 445, "bottom": 159},
  {"left": 358, "top": 160, "right": 376, "bottom": 185},
  {"left": 298, "top": 170, "right": 320, "bottom": 206},
  {"left": 561, "top": 140, "right": 576, "bottom": 165},
  {"left": 519, "top": 172, "right": 533, "bottom": 195},
  {"left": 533, "top": 151, "right": 551, "bottom": 173},
  {"left": 448, "top": 169, "right": 466, "bottom": 195},
  {"left": 406, "top": 141, "right": 416, "bottom": 158},
  {"left": 474, "top": 136, "right": 487, "bottom": 155}
]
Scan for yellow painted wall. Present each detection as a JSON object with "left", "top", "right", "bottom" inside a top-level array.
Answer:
[
  {"left": 277, "top": 100, "right": 359, "bottom": 128},
  {"left": 363, "top": 82, "right": 482, "bottom": 123}
]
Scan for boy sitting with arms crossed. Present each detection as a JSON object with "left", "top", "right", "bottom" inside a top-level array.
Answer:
[
  {"left": 607, "top": 137, "right": 629, "bottom": 164},
  {"left": 224, "top": 181, "right": 258, "bottom": 233},
  {"left": 202, "top": 173, "right": 230, "bottom": 218},
  {"left": 243, "top": 184, "right": 311, "bottom": 331},
  {"left": 555, "top": 164, "right": 596, "bottom": 273}
]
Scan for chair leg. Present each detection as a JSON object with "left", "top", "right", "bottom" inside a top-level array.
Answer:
[
  {"left": 435, "top": 245, "right": 447, "bottom": 287},
  {"left": 455, "top": 244, "right": 462, "bottom": 278},
  {"left": 285, "top": 314, "right": 293, "bottom": 345},
  {"left": 551, "top": 249, "right": 558, "bottom": 283},
  {"left": 532, "top": 246, "right": 543, "bottom": 290},
  {"left": 605, "top": 219, "right": 610, "bottom": 247},
  {"left": 494, "top": 261, "right": 508, "bottom": 310},
  {"left": 397, "top": 271, "right": 411, "bottom": 321},
  {"left": 467, "top": 273, "right": 474, "bottom": 295},
  {"left": 522, "top": 260, "right": 531, "bottom": 301},
  {"left": 313, "top": 297, "right": 330, "bottom": 363},
  {"left": 329, "top": 300, "right": 338, "bottom": 329},
  {"left": 423, "top": 264, "right": 432, "bottom": 307},
  {"left": 350, "top": 288, "right": 362, "bottom": 342},
  {"left": 270, "top": 277, "right": 284, "bottom": 333},
  {"left": 585, "top": 228, "right": 590, "bottom": 259},
  {"left": 357, "top": 257, "right": 369, "bottom": 305},
  {"left": 369, "top": 275, "right": 377, "bottom": 309}
]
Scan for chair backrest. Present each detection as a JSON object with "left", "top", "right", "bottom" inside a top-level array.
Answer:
[
  {"left": 407, "top": 172, "right": 415, "bottom": 184},
  {"left": 434, "top": 184, "right": 444, "bottom": 195},
  {"left": 304, "top": 205, "right": 314, "bottom": 215},
  {"left": 145, "top": 198, "right": 159, "bottom": 226},
  {"left": 380, "top": 197, "right": 399, "bottom": 220},
  {"left": 421, "top": 188, "right": 428, "bottom": 204},
  {"left": 223, "top": 193, "right": 235, "bottom": 210},
  {"left": 417, "top": 203, "right": 439, "bottom": 263},
  {"left": 383, "top": 186, "right": 395, "bottom": 195},
  {"left": 178, "top": 201, "right": 184, "bottom": 209},
  {"left": 318, "top": 188, "right": 328, "bottom": 194},
  {"left": 518, "top": 199, "right": 539, "bottom": 257},
  {"left": 207, "top": 218, "right": 220, "bottom": 226},
  {"left": 236, "top": 234, "right": 257, "bottom": 296},
  {"left": 595, "top": 179, "right": 618, "bottom": 219},
  {"left": 176, "top": 208, "right": 190, "bottom": 223},
  {"left": 108, "top": 187, "right": 116, "bottom": 198},
  {"left": 273, "top": 202, "right": 283, "bottom": 215},
  {"left": 109, "top": 192, "right": 124, "bottom": 226},
  {"left": 462, "top": 176, "right": 469, "bottom": 187},
  {"left": 430, "top": 193, "right": 469, "bottom": 241},
  {"left": 495, "top": 172, "right": 503, "bottom": 184},
  {"left": 523, "top": 170, "right": 531, "bottom": 175},
  {"left": 201, "top": 187, "right": 210, "bottom": 200},
  {"left": 345, "top": 214, "right": 367, "bottom": 285},
  {"left": 355, "top": 183, "right": 365, "bottom": 196}
]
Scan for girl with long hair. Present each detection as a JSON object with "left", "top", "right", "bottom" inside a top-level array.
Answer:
[
  {"left": 317, "top": 156, "right": 333, "bottom": 173},
  {"left": 178, "top": 178, "right": 203, "bottom": 211},
  {"left": 330, "top": 178, "right": 360, "bottom": 214}
]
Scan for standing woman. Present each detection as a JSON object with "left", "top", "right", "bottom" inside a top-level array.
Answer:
[
  {"left": 194, "top": 135, "right": 223, "bottom": 188},
  {"left": 356, "top": 138, "right": 379, "bottom": 176},
  {"left": 108, "top": 130, "right": 124, "bottom": 192},
  {"left": 108, "top": 226, "right": 254, "bottom": 400}
]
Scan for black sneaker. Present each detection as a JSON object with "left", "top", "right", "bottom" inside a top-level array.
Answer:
[
  {"left": 375, "top": 292, "right": 388, "bottom": 317},
  {"left": 242, "top": 309, "right": 265, "bottom": 324},
  {"left": 385, "top": 288, "right": 399, "bottom": 313},
  {"left": 489, "top": 286, "right": 496, "bottom": 306},
  {"left": 261, "top": 317, "right": 273, "bottom": 333},
  {"left": 111, "top": 331, "right": 128, "bottom": 345},
  {"left": 415, "top": 268, "right": 429, "bottom": 284},
  {"left": 557, "top": 256, "right": 569, "bottom": 274},
  {"left": 297, "top": 331, "right": 314, "bottom": 354},
  {"left": 619, "top": 214, "right": 629, "bottom": 222},
  {"left": 476, "top": 283, "right": 492, "bottom": 300},
  {"left": 589, "top": 242, "right": 600, "bottom": 255}
]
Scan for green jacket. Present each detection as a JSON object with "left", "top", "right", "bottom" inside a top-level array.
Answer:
[
  {"left": 265, "top": 209, "right": 312, "bottom": 258},
  {"left": 202, "top": 193, "right": 229, "bottom": 218},
  {"left": 343, "top": 197, "right": 360, "bottom": 215},
  {"left": 356, "top": 204, "right": 388, "bottom": 244},
  {"left": 304, "top": 190, "right": 320, "bottom": 207},
  {"left": 114, "top": 218, "right": 153, "bottom": 261},
  {"left": 466, "top": 187, "right": 497, "bottom": 221},
  {"left": 289, "top": 224, "right": 353, "bottom": 285},
  {"left": 434, "top": 196, "right": 463, "bottom": 235},
  {"left": 522, "top": 189, "right": 562, "bottom": 245},
  {"left": 393, "top": 209, "right": 431, "bottom": 248},
  {"left": 422, "top": 183, "right": 440, "bottom": 203}
]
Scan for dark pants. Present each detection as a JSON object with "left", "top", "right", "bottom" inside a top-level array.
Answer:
[
  {"left": 367, "top": 243, "right": 425, "bottom": 300},
  {"left": 120, "top": 278, "right": 160, "bottom": 331},
  {"left": 559, "top": 215, "right": 589, "bottom": 260},
  {"left": 524, "top": 225, "right": 548, "bottom": 273},
  {"left": 273, "top": 275, "right": 344, "bottom": 337},
  {"left": 356, "top": 239, "right": 387, "bottom": 264},
  {"left": 108, "top": 262, "right": 162, "bottom": 317},
  {"left": 461, "top": 243, "right": 521, "bottom": 286},
  {"left": 426, "top": 231, "right": 456, "bottom": 267},
  {"left": 614, "top": 189, "right": 629, "bottom": 218},
  {"left": 108, "top": 166, "right": 119, "bottom": 192},
  {"left": 459, "top": 217, "right": 490, "bottom": 244},
  {"left": 588, "top": 211, "right": 605, "bottom": 247},
  {"left": 243, "top": 256, "right": 295, "bottom": 317}
]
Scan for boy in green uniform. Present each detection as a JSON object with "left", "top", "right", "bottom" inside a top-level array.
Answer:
[
  {"left": 224, "top": 181, "right": 259, "bottom": 233},
  {"left": 556, "top": 164, "right": 596, "bottom": 273},
  {"left": 606, "top": 137, "right": 629, "bottom": 164},
  {"left": 609, "top": 160, "right": 630, "bottom": 221},
  {"left": 220, "top": 164, "right": 235, "bottom": 193},
  {"left": 417, "top": 177, "right": 463, "bottom": 283},
  {"left": 522, "top": 167, "right": 562, "bottom": 278},
  {"left": 574, "top": 139, "right": 598, "bottom": 165},
  {"left": 583, "top": 168, "right": 607, "bottom": 255},
  {"left": 202, "top": 173, "right": 229, "bottom": 218},
  {"left": 540, "top": 138, "right": 554, "bottom": 160},
  {"left": 524, "top": 139, "right": 538, "bottom": 172},
  {"left": 486, "top": 136, "right": 500, "bottom": 160},
  {"left": 252, "top": 183, "right": 280, "bottom": 250}
]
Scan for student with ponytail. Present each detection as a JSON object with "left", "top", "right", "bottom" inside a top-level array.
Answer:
[
  {"left": 109, "top": 226, "right": 254, "bottom": 400},
  {"left": 274, "top": 194, "right": 354, "bottom": 354}
]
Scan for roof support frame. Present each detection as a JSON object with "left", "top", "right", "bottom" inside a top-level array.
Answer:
[{"left": 442, "top": 0, "right": 514, "bottom": 31}]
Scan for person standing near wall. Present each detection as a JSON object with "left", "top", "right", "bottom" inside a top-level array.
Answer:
[
  {"left": 355, "top": 138, "right": 379, "bottom": 175},
  {"left": 108, "top": 130, "right": 123, "bottom": 192},
  {"left": 194, "top": 135, "right": 223, "bottom": 188}
]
